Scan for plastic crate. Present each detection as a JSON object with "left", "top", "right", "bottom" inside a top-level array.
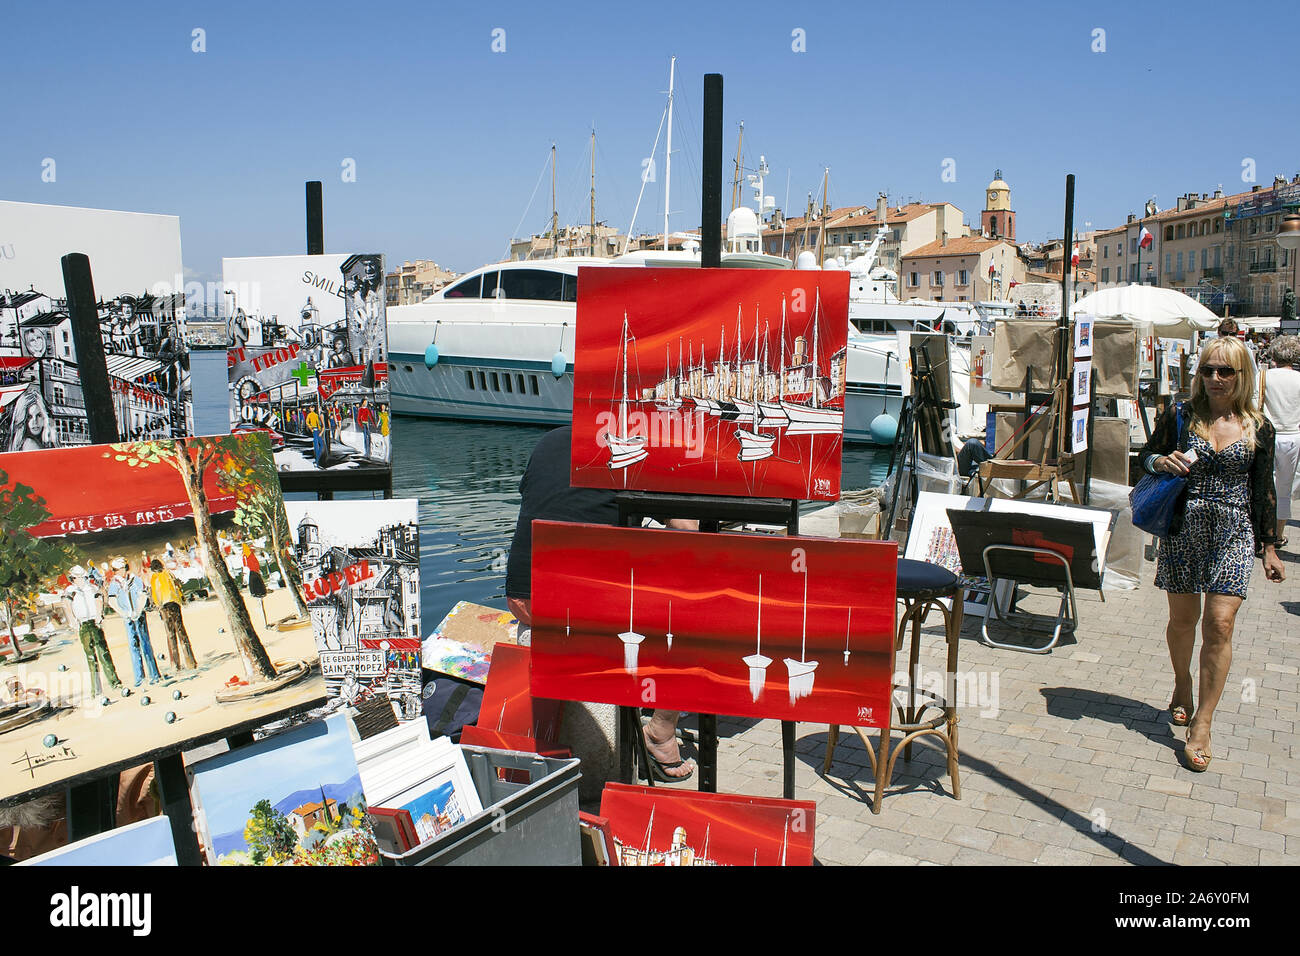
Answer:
[{"left": 381, "top": 746, "right": 581, "bottom": 866}]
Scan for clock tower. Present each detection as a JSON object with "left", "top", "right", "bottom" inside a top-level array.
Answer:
[{"left": 982, "top": 170, "right": 1015, "bottom": 241}]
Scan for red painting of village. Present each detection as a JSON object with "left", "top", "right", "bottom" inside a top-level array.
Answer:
[
  {"left": 529, "top": 522, "right": 896, "bottom": 727},
  {"left": 570, "top": 268, "right": 849, "bottom": 500},
  {"left": 599, "top": 783, "right": 816, "bottom": 866}
]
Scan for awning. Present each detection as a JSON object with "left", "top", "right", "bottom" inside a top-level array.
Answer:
[{"left": 104, "top": 354, "right": 165, "bottom": 382}]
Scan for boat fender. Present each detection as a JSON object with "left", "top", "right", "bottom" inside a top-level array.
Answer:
[
  {"left": 424, "top": 343, "right": 439, "bottom": 368},
  {"left": 869, "top": 413, "right": 898, "bottom": 445},
  {"left": 551, "top": 351, "right": 567, "bottom": 377}
]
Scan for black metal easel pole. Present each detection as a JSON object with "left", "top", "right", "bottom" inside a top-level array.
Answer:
[
  {"left": 306, "top": 181, "right": 324, "bottom": 256},
  {"left": 1054, "top": 175, "right": 1075, "bottom": 458},
  {"left": 61, "top": 254, "right": 122, "bottom": 841}
]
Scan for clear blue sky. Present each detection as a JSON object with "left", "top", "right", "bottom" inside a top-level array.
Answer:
[{"left": 3, "top": 0, "right": 1297, "bottom": 290}]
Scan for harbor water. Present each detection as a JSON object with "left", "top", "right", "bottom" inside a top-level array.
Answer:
[{"left": 191, "top": 351, "right": 892, "bottom": 636}]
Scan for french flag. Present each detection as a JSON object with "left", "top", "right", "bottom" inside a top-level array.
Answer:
[
  {"left": 1071, "top": 243, "right": 1080, "bottom": 266},
  {"left": 1138, "top": 226, "right": 1153, "bottom": 249}
]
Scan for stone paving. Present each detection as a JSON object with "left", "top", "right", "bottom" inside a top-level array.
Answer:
[{"left": 664, "top": 530, "right": 1300, "bottom": 866}]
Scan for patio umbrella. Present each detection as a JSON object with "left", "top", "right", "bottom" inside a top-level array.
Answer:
[{"left": 1071, "top": 284, "right": 1219, "bottom": 339}]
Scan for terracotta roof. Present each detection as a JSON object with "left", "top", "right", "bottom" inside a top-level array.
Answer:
[
  {"left": 763, "top": 201, "right": 946, "bottom": 237},
  {"left": 902, "top": 237, "right": 1011, "bottom": 259}
]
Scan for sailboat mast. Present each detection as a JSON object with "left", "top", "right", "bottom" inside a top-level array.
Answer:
[
  {"left": 779, "top": 300, "right": 786, "bottom": 401},
  {"left": 663, "top": 56, "right": 675, "bottom": 252},
  {"left": 589, "top": 128, "right": 596, "bottom": 258},
  {"left": 811, "top": 288, "right": 821, "bottom": 408},
  {"left": 730, "top": 120, "right": 744, "bottom": 212},
  {"left": 756, "top": 574, "right": 762, "bottom": 654},
  {"left": 816, "top": 167, "right": 829, "bottom": 264},
  {"left": 801, "top": 572, "right": 808, "bottom": 659},
  {"left": 629, "top": 567, "right": 635, "bottom": 633},
  {"left": 620, "top": 313, "right": 629, "bottom": 436},
  {"left": 551, "top": 144, "right": 558, "bottom": 259}
]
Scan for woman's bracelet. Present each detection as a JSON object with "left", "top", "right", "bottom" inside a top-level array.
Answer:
[{"left": 1144, "top": 454, "right": 1164, "bottom": 475}]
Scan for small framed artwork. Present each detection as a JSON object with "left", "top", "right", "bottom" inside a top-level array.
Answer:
[
  {"left": 578, "top": 811, "right": 619, "bottom": 867},
  {"left": 1073, "top": 314, "right": 1094, "bottom": 360},
  {"left": 1071, "top": 407, "right": 1090, "bottom": 453},
  {"left": 369, "top": 807, "right": 419, "bottom": 854},
  {"left": 382, "top": 746, "right": 483, "bottom": 847},
  {"left": 1072, "top": 360, "right": 1092, "bottom": 407}
]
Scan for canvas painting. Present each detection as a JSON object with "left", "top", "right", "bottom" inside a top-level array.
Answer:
[
  {"left": 903, "top": 491, "right": 1008, "bottom": 615},
  {"left": 599, "top": 783, "right": 816, "bottom": 866},
  {"left": 421, "top": 601, "right": 518, "bottom": 685},
  {"left": 284, "top": 500, "right": 421, "bottom": 722},
  {"left": 188, "top": 713, "right": 379, "bottom": 866},
  {"left": 18, "top": 814, "right": 177, "bottom": 866},
  {"left": 529, "top": 522, "right": 895, "bottom": 727},
  {"left": 224, "top": 254, "right": 390, "bottom": 476},
  {"left": 0, "top": 433, "right": 325, "bottom": 804},
  {"left": 1074, "top": 314, "right": 1094, "bottom": 360},
  {"left": 1071, "top": 406, "right": 1090, "bottom": 453},
  {"left": 0, "top": 200, "right": 192, "bottom": 451},
  {"left": 1073, "top": 360, "right": 1092, "bottom": 407},
  {"left": 570, "top": 268, "right": 849, "bottom": 501}
]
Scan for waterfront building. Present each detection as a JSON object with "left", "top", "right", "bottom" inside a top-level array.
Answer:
[
  {"left": 900, "top": 236, "right": 1024, "bottom": 303},
  {"left": 982, "top": 171, "right": 1016, "bottom": 241},
  {"left": 762, "top": 198, "right": 967, "bottom": 273},
  {"left": 384, "top": 260, "right": 461, "bottom": 308}
]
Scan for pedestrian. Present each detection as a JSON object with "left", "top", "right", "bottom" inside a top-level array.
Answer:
[
  {"left": 305, "top": 404, "right": 325, "bottom": 466},
  {"left": 1261, "top": 334, "right": 1300, "bottom": 550},
  {"left": 242, "top": 543, "right": 266, "bottom": 599},
  {"left": 61, "top": 565, "right": 123, "bottom": 697},
  {"left": 357, "top": 400, "right": 374, "bottom": 459},
  {"left": 1139, "top": 335, "right": 1284, "bottom": 772},
  {"left": 379, "top": 405, "right": 390, "bottom": 460},
  {"left": 150, "top": 559, "right": 196, "bottom": 670},
  {"left": 105, "top": 557, "right": 163, "bottom": 686}
]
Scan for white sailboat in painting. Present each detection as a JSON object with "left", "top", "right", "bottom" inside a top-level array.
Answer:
[
  {"left": 607, "top": 313, "right": 648, "bottom": 470},
  {"left": 655, "top": 341, "right": 682, "bottom": 411},
  {"left": 782, "top": 288, "right": 844, "bottom": 436},
  {"left": 618, "top": 568, "right": 646, "bottom": 675},
  {"left": 734, "top": 311, "right": 776, "bottom": 462},
  {"left": 843, "top": 607, "right": 851, "bottom": 665},
  {"left": 757, "top": 303, "right": 790, "bottom": 428},
  {"left": 783, "top": 573, "right": 819, "bottom": 704},
  {"left": 665, "top": 600, "right": 673, "bottom": 651},
  {"left": 742, "top": 574, "right": 772, "bottom": 702}
]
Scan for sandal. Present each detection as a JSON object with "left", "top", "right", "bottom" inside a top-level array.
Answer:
[
  {"left": 641, "top": 754, "right": 695, "bottom": 783},
  {"left": 1169, "top": 704, "right": 1191, "bottom": 727},
  {"left": 1183, "top": 736, "right": 1212, "bottom": 773}
]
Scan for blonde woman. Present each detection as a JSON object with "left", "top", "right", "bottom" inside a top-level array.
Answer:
[{"left": 1139, "top": 335, "right": 1285, "bottom": 772}]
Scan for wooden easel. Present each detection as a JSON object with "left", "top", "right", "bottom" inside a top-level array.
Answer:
[{"left": 979, "top": 366, "right": 1080, "bottom": 504}]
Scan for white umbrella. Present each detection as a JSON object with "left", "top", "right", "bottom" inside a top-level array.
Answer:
[{"left": 1071, "top": 284, "right": 1219, "bottom": 339}]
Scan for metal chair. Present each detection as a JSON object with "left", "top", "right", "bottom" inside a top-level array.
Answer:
[{"left": 823, "top": 558, "right": 962, "bottom": 813}]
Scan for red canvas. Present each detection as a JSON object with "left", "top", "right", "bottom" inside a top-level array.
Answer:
[
  {"left": 599, "top": 783, "right": 816, "bottom": 866},
  {"left": 476, "top": 643, "right": 563, "bottom": 742},
  {"left": 459, "top": 726, "right": 571, "bottom": 759},
  {"left": 570, "top": 268, "right": 849, "bottom": 500},
  {"left": 530, "top": 522, "right": 896, "bottom": 727}
]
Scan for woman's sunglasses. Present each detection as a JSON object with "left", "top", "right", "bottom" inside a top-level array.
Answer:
[{"left": 1199, "top": 364, "right": 1238, "bottom": 379}]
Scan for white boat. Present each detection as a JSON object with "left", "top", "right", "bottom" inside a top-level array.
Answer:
[
  {"left": 734, "top": 308, "right": 776, "bottom": 461},
  {"left": 617, "top": 568, "right": 646, "bottom": 675},
  {"left": 780, "top": 288, "right": 844, "bottom": 435},
  {"left": 741, "top": 574, "right": 772, "bottom": 703},
  {"left": 607, "top": 313, "right": 648, "bottom": 471},
  {"left": 783, "top": 573, "right": 819, "bottom": 705}
]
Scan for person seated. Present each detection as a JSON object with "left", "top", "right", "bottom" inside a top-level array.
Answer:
[{"left": 505, "top": 425, "right": 698, "bottom": 782}]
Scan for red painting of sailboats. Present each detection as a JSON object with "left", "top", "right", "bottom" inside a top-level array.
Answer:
[
  {"left": 599, "top": 783, "right": 816, "bottom": 866},
  {"left": 571, "top": 268, "right": 848, "bottom": 500},
  {"left": 529, "top": 521, "right": 896, "bottom": 727}
]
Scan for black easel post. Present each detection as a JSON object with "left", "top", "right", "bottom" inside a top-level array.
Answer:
[
  {"left": 698, "top": 72, "right": 724, "bottom": 793},
  {"left": 306, "top": 181, "right": 324, "bottom": 256},
  {"left": 60, "top": 254, "right": 123, "bottom": 840},
  {"left": 1054, "top": 175, "right": 1075, "bottom": 457}
]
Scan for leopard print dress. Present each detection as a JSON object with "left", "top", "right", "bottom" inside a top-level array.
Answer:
[{"left": 1155, "top": 433, "right": 1255, "bottom": 598}]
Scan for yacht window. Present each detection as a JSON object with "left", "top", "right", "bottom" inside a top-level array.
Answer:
[
  {"left": 478, "top": 371, "right": 487, "bottom": 389},
  {"left": 561, "top": 274, "right": 578, "bottom": 302},
  {"left": 530, "top": 375, "right": 539, "bottom": 394},
  {"left": 499, "top": 269, "right": 565, "bottom": 301},
  {"left": 482, "top": 271, "right": 502, "bottom": 298},
  {"left": 504, "top": 374, "right": 513, "bottom": 393},
  {"left": 491, "top": 372, "right": 500, "bottom": 391},
  {"left": 466, "top": 371, "right": 475, "bottom": 390},
  {"left": 444, "top": 274, "right": 482, "bottom": 298},
  {"left": 517, "top": 374, "right": 526, "bottom": 393}
]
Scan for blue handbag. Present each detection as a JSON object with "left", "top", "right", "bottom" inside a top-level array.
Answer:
[{"left": 1130, "top": 404, "right": 1187, "bottom": 538}]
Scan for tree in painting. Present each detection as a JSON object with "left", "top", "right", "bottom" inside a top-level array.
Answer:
[
  {"left": 106, "top": 436, "right": 277, "bottom": 681},
  {"left": 244, "top": 799, "right": 298, "bottom": 864},
  {"left": 0, "top": 469, "right": 83, "bottom": 662},
  {"left": 215, "top": 448, "right": 310, "bottom": 620}
]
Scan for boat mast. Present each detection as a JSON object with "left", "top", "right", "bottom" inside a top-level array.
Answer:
[
  {"left": 816, "top": 167, "right": 829, "bottom": 264},
  {"left": 589, "top": 127, "right": 596, "bottom": 258},
  {"left": 730, "top": 121, "right": 744, "bottom": 212},
  {"left": 620, "top": 313, "right": 630, "bottom": 436},
  {"left": 779, "top": 299, "right": 786, "bottom": 401},
  {"left": 663, "top": 56, "right": 675, "bottom": 251},
  {"left": 551, "top": 144, "right": 558, "bottom": 259}
]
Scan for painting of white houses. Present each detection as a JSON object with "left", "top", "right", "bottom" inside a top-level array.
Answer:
[
  {"left": 286, "top": 500, "right": 422, "bottom": 722},
  {"left": 0, "top": 201, "right": 191, "bottom": 451}
]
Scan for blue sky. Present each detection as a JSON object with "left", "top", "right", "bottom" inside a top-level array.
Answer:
[{"left": 3, "top": 0, "right": 1297, "bottom": 287}]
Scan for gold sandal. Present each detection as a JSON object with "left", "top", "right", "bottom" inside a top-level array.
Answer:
[
  {"left": 1169, "top": 703, "right": 1192, "bottom": 727},
  {"left": 1183, "top": 738, "right": 1212, "bottom": 772}
]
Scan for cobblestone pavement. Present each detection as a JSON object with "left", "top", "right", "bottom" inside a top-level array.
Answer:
[{"left": 664, "top": 534, "right": 1300, "bottom": 866}]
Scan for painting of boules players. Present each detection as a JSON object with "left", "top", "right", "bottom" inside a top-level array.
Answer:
[
  {"left": 0, "top": 432, "right": 324, "bottom": 805},
  {"left": 225, "top": 254, "right": 391, "bottom": 477}
]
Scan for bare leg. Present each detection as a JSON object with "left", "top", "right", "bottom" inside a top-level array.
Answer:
[
  {"left": 1187, "top": 592, "right": 1241, "bottom": 757},
  {"left": 1165, "top": 592, "right": 1200, "bottom": 715},
  {"left": 643, "top": 709, "right": 695, "bottom": 779},
  {"left": 1277, "top": 520, "right": 1288, "bottom": 543}
]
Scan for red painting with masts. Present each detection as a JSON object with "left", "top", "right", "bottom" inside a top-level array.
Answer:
[
  {"left": 570, "top": 268, "right": 849, "bottom": 500},
  {"left": 529, "top": 522, "right": 896, "bottom": 727}
]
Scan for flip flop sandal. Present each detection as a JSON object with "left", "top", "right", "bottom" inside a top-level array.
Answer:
[
  {"left": 1169, "top": 704, "right": 1192, "bottom": 726},
  {"left": 641, "top": 754, "right": 695, "bottom": 783},
  {"left": 1183, "top": 743, "right": 1212, "bottom": 772}
]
